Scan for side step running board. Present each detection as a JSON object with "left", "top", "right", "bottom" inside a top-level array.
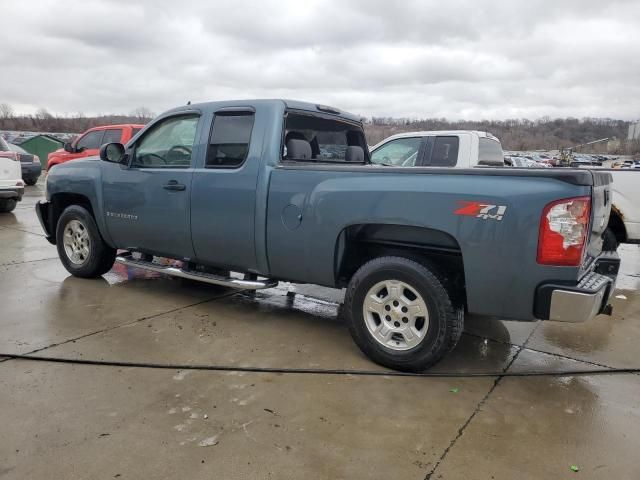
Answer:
[{"left": 115, "top": 253, "right": 278, "bottom": 290}]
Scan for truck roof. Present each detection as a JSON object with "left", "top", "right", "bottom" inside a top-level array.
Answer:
[
  {"left": 167, "top": 99, "right": 362, "bottom": 124},
  {"left": 86, "top": 124, "right": 146, "bottom": 130},
  {"left": 381, "top": 130, "right": 500, "bottom": 141}
]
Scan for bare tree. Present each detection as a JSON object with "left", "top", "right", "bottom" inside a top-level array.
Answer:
[
  {"left": 0, "top": 103, "right": 13, "bottom": 119},
  {"left": 35, "top": 108, "right": 53, "bottom": 120},
  {"left": 131, "top": 107, "right": 155, "bottom": 122}
]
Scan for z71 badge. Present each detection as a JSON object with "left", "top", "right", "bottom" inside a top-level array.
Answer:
[{"left": 454, "top": 201, "right": 507, "bottom": 221}]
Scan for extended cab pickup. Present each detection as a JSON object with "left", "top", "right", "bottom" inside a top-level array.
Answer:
[
  {"left": 36, "top": 99, "right": 620, "bottom": 371},
  {"left": 47, "top": 124, "right": 144, "bottom": 170}
]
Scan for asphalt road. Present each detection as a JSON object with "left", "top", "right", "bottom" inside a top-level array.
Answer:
[{"left": 0, "top": 182, "right": 639, "bottom": 479}]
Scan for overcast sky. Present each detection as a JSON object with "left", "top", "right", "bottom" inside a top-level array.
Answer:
[{"left": 1, "top": 0, "right": 639, "bottom": 120}]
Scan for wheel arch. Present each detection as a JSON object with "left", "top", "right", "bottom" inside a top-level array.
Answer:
[
  {"left": 333, "top": 223, "right": 466, "bottom": 308},
  {"left": 49, "top": 193, "right": 98, "bottom": 245},
  {"left": 608, "top": 205, "right": 627, "bottom": 243}
]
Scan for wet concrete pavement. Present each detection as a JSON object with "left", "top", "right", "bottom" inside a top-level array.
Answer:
[{"left": 0, "top": 183, "right": 639, "bottom": 479}]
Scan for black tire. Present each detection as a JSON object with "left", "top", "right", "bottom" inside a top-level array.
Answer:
[
  {"left": 24, "top": 177, "right": 38, "bottom": 186},
  {"left": 0, "top": 198, "right": 17, "bottom": 213},
  {"left": 344, "top": 256, "right": 462, "bottom": 372},
  {"left": 55, "top": 205, "right": 116, "bottom": 278},
  {"left": 602, "top": 228, "right": 618, "bottom": 251}
]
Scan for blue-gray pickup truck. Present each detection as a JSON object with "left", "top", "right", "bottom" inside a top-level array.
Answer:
[{"left": 36, "top": 99, "right": 620, "bottom": 371}]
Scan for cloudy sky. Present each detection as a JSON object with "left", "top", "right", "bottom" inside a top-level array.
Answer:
[{"left": 1, "top": 0, "right": 639, "bottom": 120}]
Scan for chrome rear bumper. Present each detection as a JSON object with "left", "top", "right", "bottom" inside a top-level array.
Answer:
[
  {"left": 535, "top": 254, "right": 619, "bottom": 323},
  {"left": 549, "top": 285, "right": 607, "bottom": 323}
]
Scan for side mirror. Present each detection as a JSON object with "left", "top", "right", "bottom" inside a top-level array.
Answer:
[
  {"left": 63, "top": 142, "right": 76, "bottom": 153},
  {"left": 99, "top": 142, "right": 126, "bottom": 164}
]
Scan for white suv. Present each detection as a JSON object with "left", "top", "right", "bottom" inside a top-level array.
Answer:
[{"left": 0, "top": 136, "right": 24, "bottom": 213}]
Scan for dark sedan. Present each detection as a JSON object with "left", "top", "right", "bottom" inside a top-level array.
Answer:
[{"left": 7, "top": 142, "right": 42, "bottom": 185}]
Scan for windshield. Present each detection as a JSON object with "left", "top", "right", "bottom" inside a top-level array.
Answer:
[{"left": 0, "top": 137, "right": 9, "bottom": 151}]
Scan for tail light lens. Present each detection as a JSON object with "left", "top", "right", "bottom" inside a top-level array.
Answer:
[
  {"left": 0, "top": 152, "right": 19, "bottom": 161},
  {"left": 537, "top": 196, "right": 591, "bottom": 266}
]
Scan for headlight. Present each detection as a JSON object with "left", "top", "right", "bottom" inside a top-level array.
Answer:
[{"left": 34, "top": 155, "right": 40, "bottom": 164}]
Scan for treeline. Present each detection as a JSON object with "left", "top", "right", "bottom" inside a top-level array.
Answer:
[
  {"left": 364, "top": 117, "right": 637, "bottom": 153},
  {"left": 0, "top": 104, "right": 153, "bottom": 134},
  {"left": 1, "top": 102, "right": 637, "bottom": 154}
]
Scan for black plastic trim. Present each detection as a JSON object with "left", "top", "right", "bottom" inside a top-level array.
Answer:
[{"left": 35, "top": 201, "right": 55, "bottom": 244}]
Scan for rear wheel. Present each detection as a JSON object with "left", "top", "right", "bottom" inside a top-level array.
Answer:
[
  {"left": 0, "top": 198, "right": 17, "bottom": 213},
  {"left": 602, "top": 228, "right": 618, "bottom": 251},
  {"left": 24, "top": 177, "right": 38, "bottom": 186},
  {"left": 344, "top": 256, "right": 462, "bottom": 372},
  {"left": 56, "top": 205, "right": 116, "bottom": 278}
]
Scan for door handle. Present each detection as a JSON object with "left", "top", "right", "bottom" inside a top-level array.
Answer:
[{"left": 163, "top": 180, "right": 186, "bottom": 191}]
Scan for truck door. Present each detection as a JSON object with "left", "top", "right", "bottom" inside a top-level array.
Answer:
[
  {"left": 190, "top": 108, "right": 260, "bottom": 271},
  {"left": 102, "top": 113, "right": 201, "bottom": 259}
]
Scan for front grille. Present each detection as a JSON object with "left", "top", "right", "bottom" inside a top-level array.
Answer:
[{"left": 19, "top": 154, "right": 35, "bottom": 163}]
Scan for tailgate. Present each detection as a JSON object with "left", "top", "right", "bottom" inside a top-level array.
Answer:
[{"left": 585, "top": 170, "right": 613, "bottom": 262}]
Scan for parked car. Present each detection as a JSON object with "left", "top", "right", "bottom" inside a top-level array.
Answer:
[
  {"left": 508, "top": 156, "right": 547, "bottom": 168},
  {"left": 7, "top": 143, "right": 42, "bottom": 185},
  {"left": 36, "top": 99, "right": 619, "bottom": 372},
  {"left": 620, "top": 160, "right": 640, "bottom": 169},
  {"left": 0, "top": 137, "right": 24, "bottom": 213},
  {"left": 47, "top": 124, "right": 144, "bottom": 170},
  {"left": 370, "top": 130, "right": 504, "bottom": 167}
]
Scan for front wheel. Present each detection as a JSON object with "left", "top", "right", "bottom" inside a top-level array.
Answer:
[
  {"left": 56, "top": 205, "right": 116, "bottom": 278},
  {"left": 344, "top": 256, "right": 462, "bottom": 372}
]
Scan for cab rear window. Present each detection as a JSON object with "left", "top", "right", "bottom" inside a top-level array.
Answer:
[{"left": 283, "top": 112, "right": 367, "bottom": 163}]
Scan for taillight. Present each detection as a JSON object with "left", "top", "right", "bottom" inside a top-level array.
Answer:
[
  {"left": 537, "top": 196, "right": 590, "bottom": 266},
  {"left": 0, "top": 152, "right": 19, "bottom": 161}
]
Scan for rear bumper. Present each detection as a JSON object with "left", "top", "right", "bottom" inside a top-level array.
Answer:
[
  {"left": 534, "top": 253, "right": 620, "bottom": 323},
  {"left": 0, "top": 186, "right": 24, "bottom": 200},
  {"left": 35, "top": 201, "right": 55, "bottom": 244}
]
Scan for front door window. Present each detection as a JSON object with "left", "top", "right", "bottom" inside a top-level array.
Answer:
[{"left": 132, "top": 115, "right": 199, "bottom": 168}]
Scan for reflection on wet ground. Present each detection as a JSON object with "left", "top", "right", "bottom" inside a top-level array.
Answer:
[{"left": 0, "top": 184, "right": 639, "bottom": 479}]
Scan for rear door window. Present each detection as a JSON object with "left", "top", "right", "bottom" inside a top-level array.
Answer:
[
  {"left": 206, "top": 113, "right": 255, "bottom": 168},
  {"left": 429, "top": 136, "right": 459, "bottom": 166},
  {"left": 102, "top": 129, "right": 123, "bottom": 145}
]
